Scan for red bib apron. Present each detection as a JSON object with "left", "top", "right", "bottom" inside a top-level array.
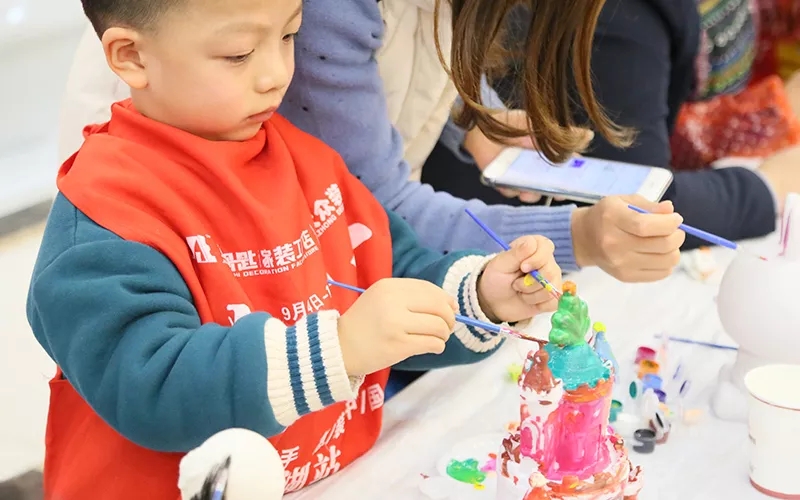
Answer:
[{"left": 48, "top": 100, "right": 393, "bottom": 499}]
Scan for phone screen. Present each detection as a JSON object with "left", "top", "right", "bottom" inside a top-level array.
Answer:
[{"left": 499, "top": 150, "right": 653, "bottom": 197}]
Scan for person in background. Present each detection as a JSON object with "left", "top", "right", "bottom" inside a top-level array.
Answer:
[
  {"left": 58, "top": 0, "right": 687, "bottom": 287},
  {"left": 0, "top": 470, "right": 42, "bottom": 500},
  {"left": 425, "top": 0, "right": 800, "bottom": 262}
]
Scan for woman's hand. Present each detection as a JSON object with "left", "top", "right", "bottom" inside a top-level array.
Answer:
[
  {"left": 462, "top": 110, "right": 593, "bottom": 203},
  {"left": 463, "top": 110, "right": 543, "bottom": 203},
  {"left": 570, "top": 195, "right": 685, "bottom": 282}
]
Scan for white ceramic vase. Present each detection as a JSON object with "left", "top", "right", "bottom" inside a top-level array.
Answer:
[{"left": 712, "top": 222, "right": 800, "bottom": 420}]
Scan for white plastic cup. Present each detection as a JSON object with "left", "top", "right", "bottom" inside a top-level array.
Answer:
[{"left": 744, "top": 364, "right": 800, "bottom": 498}]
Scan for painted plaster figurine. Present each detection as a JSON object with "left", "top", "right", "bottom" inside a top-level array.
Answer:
[{"left": 497, "top": 282, "right": 643, "bottom": 500}]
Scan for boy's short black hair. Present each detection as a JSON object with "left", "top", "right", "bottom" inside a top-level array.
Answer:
[{"left": 81, "top": 0, "right": 184, "bottom": 38}]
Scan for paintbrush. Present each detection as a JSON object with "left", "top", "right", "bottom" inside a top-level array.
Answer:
[
  {"left": 189, "top": 456, "right": 230, "bottom": 500},
  {"left": 327, "top": 279, "right": 546, "bottom": 344},
  {"left": 628, "top": 205, "right": 767, "bottom": 260},
  {"left": 655, "top": 335, "right": 738, "bottom": 352},
  {"left": 463, "top": 209, "right": 562, "bottom": 299}
]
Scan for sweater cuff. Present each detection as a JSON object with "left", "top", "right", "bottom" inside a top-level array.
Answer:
[
  {"left": 442, "top": 255, "right": 505, "bottom": 353},
  {"left": 438, "top": 118, "right": 476, "bottom": 164},
  {"left": 497, "top": 204, "right": 578, "bottom": 271},
  {"left": 453, "top": 74, "right": 507, "bottom": 110},
  {"left": 264, "top": 311, "right": 362, "bottom": 427}
]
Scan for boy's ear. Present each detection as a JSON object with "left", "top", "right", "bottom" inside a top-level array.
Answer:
[{"left": 101, "top": 27, "right": 148, "bottom": 90}]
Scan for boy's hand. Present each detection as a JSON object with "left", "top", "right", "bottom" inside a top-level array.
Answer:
[
  {"left": 477, "top": 235, "right": 562, "bottom": 324},
  {"left": 337, "top": 278, "right": 457, "bottom": 376},
  {"left": 570, "top": 195, "right": 685, "bottom": 282}
]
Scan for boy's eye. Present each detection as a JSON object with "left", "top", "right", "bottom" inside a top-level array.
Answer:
[
  {"left": 224, "top": 50, "right": 254, "bottom": 64},
  {"left": 282, "top": 32, "right": 299, "bottom": 43}
]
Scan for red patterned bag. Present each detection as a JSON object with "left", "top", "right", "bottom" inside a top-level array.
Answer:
[
  {"left": 670, "top": 75, "right": 800, "bottom": 170},
  {"left": 752, "top": 0, "right": 800, "bottom": 82}
]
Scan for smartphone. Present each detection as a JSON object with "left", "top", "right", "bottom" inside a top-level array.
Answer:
[{"left": 481, "top": 147, "right": 673, "bottom": 204}]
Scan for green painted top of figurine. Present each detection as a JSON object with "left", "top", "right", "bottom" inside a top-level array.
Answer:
[
  {"left": 548, "top": 281, "right": 590, "bottom": 347},
  {"left": 544, "top": 282, "right": 610, "bottom": 390}
]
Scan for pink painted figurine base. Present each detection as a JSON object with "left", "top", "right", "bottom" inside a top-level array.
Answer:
[
  {"left": 495, "top": 427, "right": 642, "bottom": 500},
  {"left": 495, "top": 282, "right": 644, "bottom": 500}
]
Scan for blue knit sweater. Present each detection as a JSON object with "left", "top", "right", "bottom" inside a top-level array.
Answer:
[{"left": 278, "top": 0, "right": 578, "bottom": 270}]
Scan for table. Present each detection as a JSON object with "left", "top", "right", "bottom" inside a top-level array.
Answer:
[{"left": 292, "top": 238, "right": 776, "bottom": 500}]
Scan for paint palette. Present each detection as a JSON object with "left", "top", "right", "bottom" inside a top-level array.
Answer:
[{"left": 419, "top": 434, "right": 503, "bottom": 500}]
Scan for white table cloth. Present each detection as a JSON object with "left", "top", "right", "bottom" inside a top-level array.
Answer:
[{"left": 290, "top": 237, "right": 776, "bottom": 500}]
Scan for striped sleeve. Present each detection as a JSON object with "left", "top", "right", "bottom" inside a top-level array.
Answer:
[
  {"left": 441, "top": 255, "right": 506, "bottom": 353},
  {"left": 390, "top": 253, "right": 511, "bottom": 371},
  {"left": 385, "top": 205, "right": 508, "bottom": 370},
  {"left": 265, "top": 311, "right": 362, "bottom": 427}
]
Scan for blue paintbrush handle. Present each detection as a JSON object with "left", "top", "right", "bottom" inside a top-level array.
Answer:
[
  {"left": 463, "top": 209, "right": 560, "bottom": 297},
  {"left": 627, "top": 205, "right": 737, "bottom": 250},
  {"left": 664, "top": 336, "right": 738, "bottom": 351},
  {"left": 327, "top": 280, "right": 504, "bottom": 335}
]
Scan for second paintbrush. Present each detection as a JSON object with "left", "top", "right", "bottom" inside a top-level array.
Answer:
[
  {"left": 464, "top": 208, "right": 561, "bottom": 300},
  {"left": 327, "top": 279, "right": 546, "bottom": 345}
]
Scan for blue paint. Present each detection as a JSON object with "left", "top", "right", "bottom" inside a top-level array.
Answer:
[
  {"left": 545, "top": 342, "right": 610, "bottom": 391},
  {"left": 642, "top": 374, "right": 663, "bottom": 392},
  {"left": 593, "top": 331, "right": 619, "bottom": 376}
]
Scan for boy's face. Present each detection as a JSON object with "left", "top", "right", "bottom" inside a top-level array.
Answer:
[{"left": 104, "top": 0, "right": 302, "bottom": 141}]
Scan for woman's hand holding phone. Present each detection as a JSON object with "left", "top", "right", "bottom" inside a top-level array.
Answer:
[
  {"left": 463, "top": 109, "right": 592, "bottom": 203},
  {"left": 570, "top": 195, "right": 686, "bottom": 283}
]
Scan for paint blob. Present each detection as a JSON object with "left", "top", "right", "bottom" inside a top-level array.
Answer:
[
  {"left": 508, "top": 363, "right": 523, "bottom": 383},
  {"left": 480, "top": 454, "right": 498, "bottom": 473},
  {"left": 445, "top": 458, "right": 487, "bottom": 486}
]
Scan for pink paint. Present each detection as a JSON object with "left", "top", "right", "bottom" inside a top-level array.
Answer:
[
  {"left": 635, "top": 346, "right": 657, "bottom": 364},
  {"left": 780, "top": 212, "right": 792, "bottom": 256},
  {"left": 519, "top": 426, "right": 534, "bottom": 458},
  {"left": 542, "top": 394, "right": 612, "bottom": 480},
  {"left": 523, "top": 411, "right": 560, "bottom": 467},
  {"left": 480, "top": 455, "right": 497, "bottom": 473}
]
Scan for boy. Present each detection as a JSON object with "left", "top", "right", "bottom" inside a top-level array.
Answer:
[{"left": 26, "top": 0, "right": 562, "bottom": 498}]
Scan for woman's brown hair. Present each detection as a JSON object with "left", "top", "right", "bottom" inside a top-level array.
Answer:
[{"left": 436, "top": 0, "right": 634, "bottom": 163}]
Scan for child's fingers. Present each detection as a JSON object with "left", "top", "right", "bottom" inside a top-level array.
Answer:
[
  {"left": 517, "top": 237, "right": 555, "bottom": 274},
  {"left": 514, "top": 263, "right": 561, "bottom": 293},
  {"left": 405, "top": 280, "right": 458, "bottom": 321},
  {"left": 490, "top": 236, "right": 539, "bottom": 274},
  {"left": 405, "top": 312, "right": 454, "bottom": 340},
  {"left": 406, "top": 334, "right": 447, "bottom": 356},
  {"left": 515, "top": 286, "right": 558, "bottom": 309},
  {"left": 540, "top": 261, "right": 563, "bottom": 291},
  {"left": 513, "top": 274, "right": 542, "bottom": 293},
  {"left": 519, "top": 253, "right": 557, "bottom": 276}
]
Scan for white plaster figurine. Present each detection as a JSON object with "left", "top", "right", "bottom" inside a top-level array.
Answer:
[
  {"left": 712, "top": 192, "right": 800, "bottom": 421},
  {"left": 179, "top": 428, "right": 285, "bottom": 499}
]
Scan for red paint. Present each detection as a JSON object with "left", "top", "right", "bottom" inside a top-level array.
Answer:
[
  {"left": 635, "top": 347, "right": 657, "bottom": 364},
  {"left": 751, "top": 479, "right": 800, "bottom": 499}
]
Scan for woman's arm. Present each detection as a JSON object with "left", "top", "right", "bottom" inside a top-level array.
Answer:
[
  {"left": 279, "top": 0, "right": 578, "bottom": 269},
  {"left": 578, "top": 0, "right": 678, "bottom": 167}
]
